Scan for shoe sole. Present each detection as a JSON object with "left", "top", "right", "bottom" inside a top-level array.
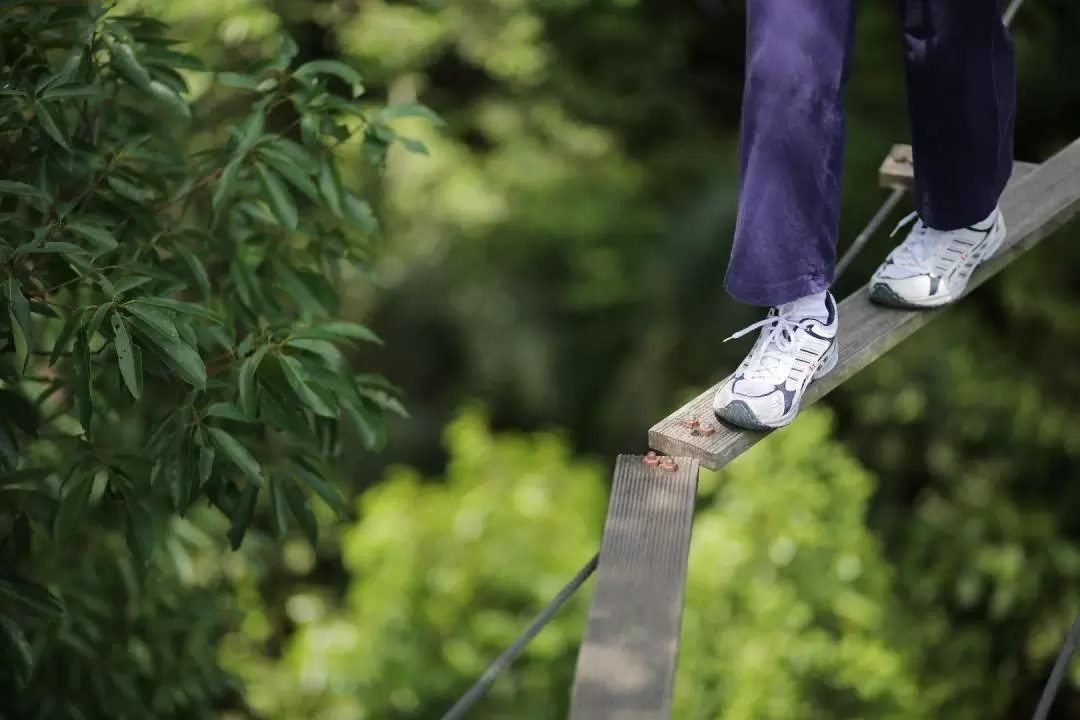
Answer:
[
  {"left": 713, "top": 340, "right": 839, "bottom": 431},
  {"left": 868, "top": 216, "right": 1007, "bottom": 310}
]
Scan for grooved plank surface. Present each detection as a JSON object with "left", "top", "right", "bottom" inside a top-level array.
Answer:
[
  {"left": 879, "top": 142, "right": 1039, "bottom": 189},
  {"left": 650, "top": 135, "right": 1080, "bottom": 470},
  {"left": 568, "top": 454, "right": 700, "bottom": 720}
]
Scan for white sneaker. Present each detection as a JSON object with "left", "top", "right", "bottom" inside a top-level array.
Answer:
[
  {"left": 713, "top": 293, "right": 839, "bottom": 431},
  {"left": 869, "top": 207, "right": 1006, "bottom": 309}
]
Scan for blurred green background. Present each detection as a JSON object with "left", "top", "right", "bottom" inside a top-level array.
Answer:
[{"left": 50, "top": 0, "right": 1080, "bottom": 717}]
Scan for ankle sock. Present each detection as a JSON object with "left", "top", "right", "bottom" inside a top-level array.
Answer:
[{"left": 784, "top": 291, "right": 830, "bottom": 323}]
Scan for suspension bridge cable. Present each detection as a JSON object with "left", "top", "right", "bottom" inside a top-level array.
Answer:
[
  {"left": 1030, "top": 606, "right": 1080, "bottom": 720},
  {"left": 438, "top": 553, "right": 600, "bottom": 720}
]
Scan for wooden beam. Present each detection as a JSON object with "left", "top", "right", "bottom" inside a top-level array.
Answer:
[
  {"left": 880, "top": 142, "right": 1039, "bottom": 189},
  {"left": 650, "top": 135, "right": 1080, "bottom": 470},
  {"left": 568, "top": 454, "right": 699, "bottom": 720}
]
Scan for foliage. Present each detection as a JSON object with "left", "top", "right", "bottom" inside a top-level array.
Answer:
[
  {"left": 221, "top": 405, "right": 607, "bottom": 719},
  {"left": 5, "top": 0, "right": 1080, "bottom": 718},
  {"left": 0, "top": 2, "right": 437, "bottom": 714}
]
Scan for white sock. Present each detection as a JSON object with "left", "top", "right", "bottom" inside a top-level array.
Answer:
[{"left": 783, "top": 290, "right": 830, "bottom": 323}]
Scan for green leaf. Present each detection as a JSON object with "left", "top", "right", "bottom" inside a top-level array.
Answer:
[
  {"left": 123, "top": 302, "right": 178, "bottom": 342},
  {"left": 207, "top": 427, "right": 261, "bottom": 486},
  {"left": 293, "top": 59, "right": 365, "bottom": 95},
  {"left": 281, "top": 479, "right": 318, "bottom": 548},
  {"left": 172, "top": 243, "right": 211, "bottom": 296},
  {"left": 67, "top": 220, "right": 118, "bottom": 251},
  {"left": 398, "top": 136, "right": 428, "bottom": 155},
  {"left": 294, "top": 466, "right": 349, "bottom": 517},
  {"left": 85, "top": 301, "right": 114, "bottom": 340},
  {"left": 35, "top": 101, "right": 70, "bottom": 150},
  {"left": 284, "top": 337, "right": 343, "bottom": 367},
  {"left": 110, "top": 42, "right": 153, "bottom": 92},
  {"left": 217, "top": 72, "right": 260, "bottom": 90},
  {"left": 318, "top": 162, "right": 344, "bottom": 218},
  {"left": 0, "top": 180, "right": 48, "bottom": 200},
  {"left": 41, "top": 84, "right": 102, "bottom": 102},
  {"left": 107, "top": 176, "right": 155, "bottom": 203},
  {"left": 73, "top": 330, "right": 92, "bottom": 432},
  {"left": 147, "top": 79, "right": 190, "bottom": 119},
  {"left": 212, "top": 156, "right": 243, "bottom": 215},
  {"left": 111, "top": 276, "right": 154, "bottom": 296},
  {"left": 239, "top": 345, "right": 269, "bottom": 417},
  {"left": 0, "top": 576, "right": 64, "bottom": 620},
  {"left": 236, "top": 109, "right": 265, "bottom": 152},
  {"left": 255, "top": 162, "right": 298, "bottom": 231},
  {"left": 268, "top": 477, "right": 289, "bottom": 538},
  {"left": 342, "top": 397, "right": 384, "bottom": 450},
  {"left": 111, "top": 313, "right": 141, "bottom": 399},
  {"left": 131, "top": 297, "right": 224, "bottom": 324},
  {"left": 289, "top": 320, "right": 382, "bottom": 345},
  {"left": 131, "top": 323, "right": 207, "bottom": 390},
  {"left": 198, "top": 445, "right": 215, "bottom": 485},
  {"left": 5, "top": 279, "right": 31, "bottom": 374},
  {"left": 204, "top": 403, "right": 251, "bottom": 422},
  {"left": 273, "top": 262, "right": 328, "bottom": 317},
  {"left": 227, "top": 482, "right": 258, "bottom": 550},
  {"left": 277, "top": 354, "right": 335, "bottom": 418},
  {"left": 53, "top": 470, "right": 93, "bottom": 544},
  {"left": 21, "top": 242, "right": 88, "bottom": 256},
  {"left": 258, "top": 148, "right": 319, "bottom": 200},
  {"left": 0, "top": 615, "right": 33, "bottom": 687}
]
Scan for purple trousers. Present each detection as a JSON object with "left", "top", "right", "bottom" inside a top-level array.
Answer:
[{"left": 725, "top": 0, "right": 1016, "bottom": 307}]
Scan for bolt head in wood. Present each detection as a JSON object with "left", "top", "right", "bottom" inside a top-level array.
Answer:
[
  {"left": 693, "top": 423, "right": 716, "bottom": 437},
  {"left": 659, "top": 456, "right": 678, "bottom": 471},
  {"left": 644, "top": 452, "right": 660, "bottom": 466},
  {"left": 679, "top": 418, "right": 700, "bottom": 430}
]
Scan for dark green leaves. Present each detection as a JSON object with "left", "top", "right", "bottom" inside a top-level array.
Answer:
[
  {"left": 111, "top": 312, "right": 141, "bottom": 399},
  {"left": 238, "top": 345, "right": 268, "bottom": 417},
  {"left": 5, "top": 279, "right": 32, "bottom": 374},
  {"left": 53, "top": 470, "right": 93, "bottom": 544},
  {"left": 255, "top": 162, "right": 298, "bottom": 231},
  {"left": 207, "top": 427, "right": 261, "bottom": 486},
  {"left": 72, "top": 329, "right": 92, "bottom": 432},
  {"left": 0, "top": 576, "right": 65, "bottom": 621},
  {"left": 277, "top": 354, "right": 334, "bottom": 418}
]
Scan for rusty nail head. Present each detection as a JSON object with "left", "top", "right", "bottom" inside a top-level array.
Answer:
[
  {"left": 699, "top": 423, "right": 716, "bottom": 436},
  {"left": 659, "top": 456, "right": 677, "bottom": 471},
  {"left": 680, "top": 418, "right": 700, "bottom": 430},
  {"left": 644, "top": 452, "right": 660, "bottom": 466}
]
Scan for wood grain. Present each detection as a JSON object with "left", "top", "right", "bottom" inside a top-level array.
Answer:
[
  {"left": 568, "top": 455, "right": 699, "bottom": 720},
  {"left": 650, "top": 137, "right": 1080, "bottom": 470}
]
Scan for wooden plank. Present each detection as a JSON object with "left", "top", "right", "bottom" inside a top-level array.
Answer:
[
  {"left": 650, "top": 135, "right": 1080, "bottom": 470},
  {"left": 880, "top": 142, "right": 1039, "bottom": 189},
  {"left": 568, "top": 454, "right": 699, "bottom": 720}
]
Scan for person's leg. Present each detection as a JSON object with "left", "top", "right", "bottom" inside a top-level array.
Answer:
[
  {"left": 869, "top": 0, "right": 1015, "bottom": 308},
  {"left": 903, "top": 0, "right": 1014, "bottom": 230},
  {"left": 724, "top": 0, "right": 857, "bottom": 307}
]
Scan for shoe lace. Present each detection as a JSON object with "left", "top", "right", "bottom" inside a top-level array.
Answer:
[
  {"left": 888, "top": 211, "right": 936, "bottom": 272},
  {"left": 723, "top": 308, "right": 812, "bottom": 381}
]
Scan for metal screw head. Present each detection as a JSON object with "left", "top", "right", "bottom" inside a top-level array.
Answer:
[
  {"left": 679, "top": 418, "right": 700, "bottom": 430},
  {"left": 644, "top": 452, "right": 660, "bottom": 466},
  {"left": 658, "top": 456, "right": 678, "bottom": 471},
  {"left": 695, "top": 423, "right": 717, "bottom": 437}
]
